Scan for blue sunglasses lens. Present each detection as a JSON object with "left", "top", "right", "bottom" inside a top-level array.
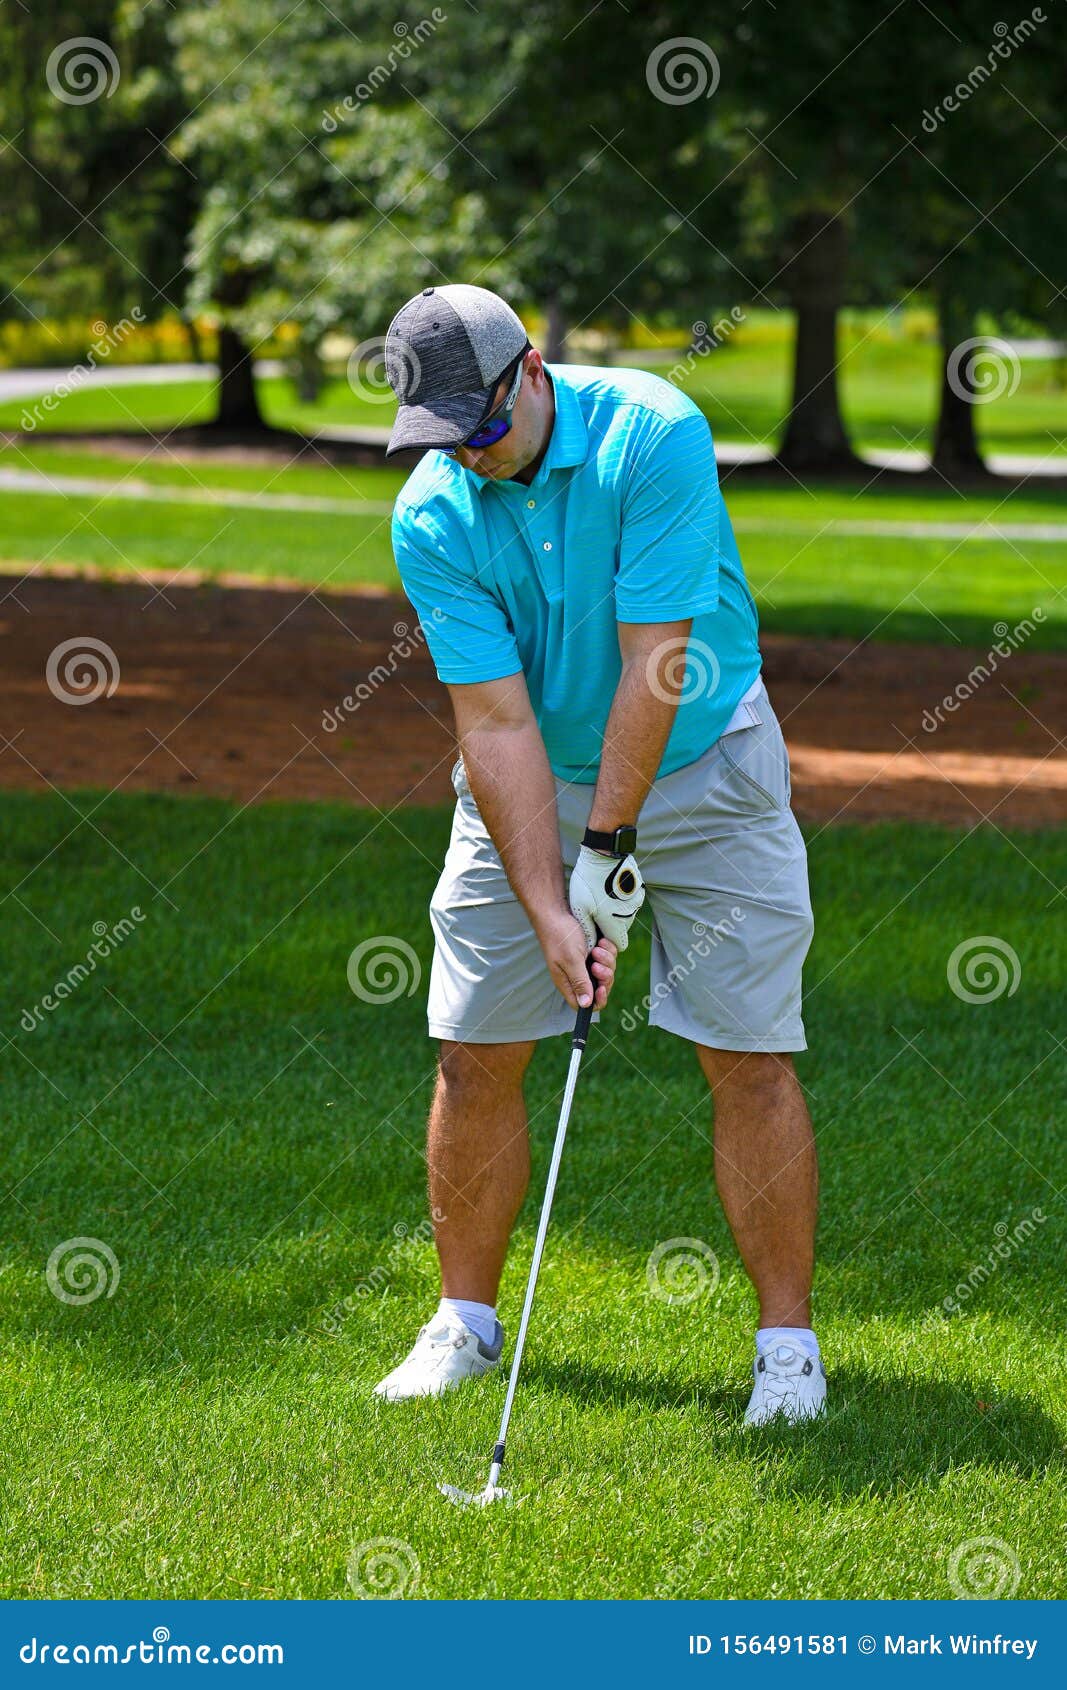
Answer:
[
  {"left": 463, "top": 416, "right": 510, "bottom": 450},
  {"left": 459, "top": 355, "right": 525, "bottom": 451}
]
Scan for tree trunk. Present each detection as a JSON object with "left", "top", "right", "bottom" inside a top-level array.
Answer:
[
  {"left": 183, "top": 313, "right": 204, "bottom": 364},
  {"left": 293, "top": 337, "right": 324, "bottom": 404},
  {"left": 542, "top": 294, "right": 568, "bottom": 362},
  {"left": 212, "top": 324, "right": 265, "bottom": 430},
  {"left": 777, "top": 211, "right": 862, "bottom": 473},
  {"left": 931, "top": 291, "right": 987, "bottom": 476}
]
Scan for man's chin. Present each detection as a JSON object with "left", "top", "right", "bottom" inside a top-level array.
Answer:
[{"left": 470, "top": 457, "right": 521, "bottom": 480}]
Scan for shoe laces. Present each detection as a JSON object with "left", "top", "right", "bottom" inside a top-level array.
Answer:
[
  {"left": 417, "top": 1320, "right": 468, "bottom": 1353},
  {"left": 756, "top": 1344, "right": 814, "bottom": 1398}
]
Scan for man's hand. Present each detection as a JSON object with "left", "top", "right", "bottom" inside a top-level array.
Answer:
[
  {"left": 569, "top": 846, "right": 645, "bottom": 951},
  {"left": 532, "top": 907, "right": 618, "bottom": 1012}
]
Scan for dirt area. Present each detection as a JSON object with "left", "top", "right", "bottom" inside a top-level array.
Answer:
[{"left": 1, "top": 568, "right": 1064, "bottom": 827}]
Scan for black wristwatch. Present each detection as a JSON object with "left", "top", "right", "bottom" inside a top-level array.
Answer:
[{"left": 583, "top": 823, "right": 638, "bottom": 857}]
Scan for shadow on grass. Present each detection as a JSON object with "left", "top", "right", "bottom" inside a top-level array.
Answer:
[
  {"left": 753, "top": 599, "right": 1067, "bottom": 649},
  {"left": 527, "top": 1356, "right": 1064, "bottom": 1498}
]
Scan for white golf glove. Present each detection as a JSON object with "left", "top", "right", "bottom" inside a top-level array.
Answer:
[{"left": 569, "top": 845, "right": 645, "bottom": 952}]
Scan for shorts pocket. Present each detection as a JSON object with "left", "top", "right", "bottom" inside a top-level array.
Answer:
[{"left": 717, "top": 710, "right": 791, "bottom": 813}]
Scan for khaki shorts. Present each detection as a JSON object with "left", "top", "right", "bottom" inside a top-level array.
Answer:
[{"left": 427, "top": 682, "right": 814, "bottom": 1052}]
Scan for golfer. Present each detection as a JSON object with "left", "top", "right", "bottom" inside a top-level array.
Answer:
[{"left": 374, "top": 284, "right": 823, "bottom": 1425}]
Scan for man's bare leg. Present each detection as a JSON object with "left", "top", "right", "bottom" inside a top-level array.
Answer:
[
  {"left": 695, "top": 1047, "right": 817, "bottom": 1328},
  {"left": 428, "top": 1039, "right": 536, "bottom": 1306}
]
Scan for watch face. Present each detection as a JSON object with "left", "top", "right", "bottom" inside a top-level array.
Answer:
[{"left": 615, "top": 825, "right": 638, "bottom": 856}]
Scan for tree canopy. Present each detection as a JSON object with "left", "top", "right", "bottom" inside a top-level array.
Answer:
[{"left": 1, "top": 0, "right": 1062, "bottom": 467}]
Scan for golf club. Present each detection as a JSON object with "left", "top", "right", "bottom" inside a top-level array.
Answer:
[{"left": 439, "top": 944, "right": 599, "bottom": 1508}]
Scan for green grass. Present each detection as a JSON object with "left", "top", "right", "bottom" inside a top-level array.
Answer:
[
  {"left": 736, "top": 529, "right": 1067, "bottom": 646},
  {"left": 1, "top": 323, "right": 1064, "bottom": 456},
  {"left": 0, "top": 442, "right": 407, "bottom": 503},
  {"left": 1, "top": 792, "right": 1063, "bottom": 1599},
  {"left": 5, "top": 378, "right": 220, "bottom": 434},
  {"left": 0, "top": 375, "right": 391, "bottom": 437},
  {"left": 2, "top": 443, "right": 1064, "bottom": 646},
  {"left": 0, "top": 488, "right": 397, "bottom": 589},
  {"left": 4, "top": 438, "right": 1066, "bottom": 524},
  {"left": 672, "top": 331, "right": 1067, "bottom": 460}
]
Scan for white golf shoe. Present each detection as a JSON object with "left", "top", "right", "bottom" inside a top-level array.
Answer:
[
  {"left": 373, "top": 1313, "right": 504, "bottom": 1402},
  {"left": 744, "top": 1342, "right": 827, "bottom": 1426}
]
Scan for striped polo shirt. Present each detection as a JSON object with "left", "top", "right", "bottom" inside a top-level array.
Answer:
[{"left": 391, "top": 363, "right": 762, "bottom": 783}]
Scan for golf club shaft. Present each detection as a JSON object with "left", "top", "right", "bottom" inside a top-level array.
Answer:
[{"left": 485, "top": 961, "right": 597, "bottom": 1489}]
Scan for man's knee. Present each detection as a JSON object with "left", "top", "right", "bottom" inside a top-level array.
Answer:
[
  {"left": 698, "top": 1047, "right": 798, "bottom": 1102},
  {"left": 437, "top": 1039, "right": 535, "bottom": 1099}
]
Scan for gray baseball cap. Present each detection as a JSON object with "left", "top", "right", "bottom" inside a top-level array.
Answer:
[{"left": 384, "top": 284, "right": 530, "bottom": 457}]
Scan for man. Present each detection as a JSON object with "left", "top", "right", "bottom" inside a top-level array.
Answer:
[{"left": 373, "top": 283, "right": 823, "bottom": 1425}]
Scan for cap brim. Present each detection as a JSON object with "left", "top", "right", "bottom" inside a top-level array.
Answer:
[{"left": 386, "top": 382, "right": 494, "bottom": 458}]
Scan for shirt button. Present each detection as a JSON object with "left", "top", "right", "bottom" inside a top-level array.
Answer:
[
  {"left": 526, "top": 499, "right": 536, "bottom": 509},
  {"left": 542, "top": 541, "right": 552, "bottom": 551}
]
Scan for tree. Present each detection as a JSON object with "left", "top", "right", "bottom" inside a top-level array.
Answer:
[
  {"left": 847, "top": 0, "right": 1067, "bottom": 476},
  {"left": 170, "top": 1, "right": 447, "bottom": 428},
  {"left": 924, "top": 10, "right": 1067, "bottom": 475},
  {"left": 169, "top": 0, "right": 747, "bottom": 409},
  {"left": 717, "top": 0, "right": 945, "bottom": 473},
  {"left": 0, "top": 1, "right": 193, "bottom": 351},
  {"left": 391, "top": 1, "right": 747, "bottom": 355}
]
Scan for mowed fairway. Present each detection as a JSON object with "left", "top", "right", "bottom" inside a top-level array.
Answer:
[
  {"left": 2, "top": 441, "right": 1066, "bottom": 647},
  {"left": 0, "top": 792, "right": 1063, "bottom": 1599},
  {"left": 0, "top": 318, "right": 1063, "bottom": 457},
  {"left": 1, "top": 371, "right": 1065, "bottom": 1599}
]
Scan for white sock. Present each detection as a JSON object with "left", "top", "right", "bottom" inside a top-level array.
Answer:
[
  {"left": 438, "top": 1297, "right": 498, "bottom": 1349},
  {"left": 757, "top": 1325, "right": 820, "bottom": 1360}
]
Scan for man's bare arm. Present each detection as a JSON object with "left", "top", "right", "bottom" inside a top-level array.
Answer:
[
  {"left": 450, "top": 671, "right": 565, "bottom": 918},
  {"left": 449, "top": 671, "right": 616, "bottom": 1011},
  {"left": 586, "top": 619, "right": 692, "bottom": 830}
]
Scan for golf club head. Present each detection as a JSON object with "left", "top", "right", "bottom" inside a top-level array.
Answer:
[{"left": 438, "top": 1481, "right": 512, "bottom": 1508}]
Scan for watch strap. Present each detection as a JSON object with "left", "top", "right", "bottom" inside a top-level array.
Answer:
[{"left": 583, "top": 824, "right": 637, "bottom": 856}]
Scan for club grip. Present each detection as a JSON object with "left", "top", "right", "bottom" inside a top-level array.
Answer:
[{"left": 572, "top": 928, "right": 602, "bottom": 1050}]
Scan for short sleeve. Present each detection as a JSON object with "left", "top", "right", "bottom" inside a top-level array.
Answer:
[
  {"left": 615, "top": 411, "right": 721, "bottom": 623},
  {"left": 392, "top": 507, "right": 522, "bottom": 686}
]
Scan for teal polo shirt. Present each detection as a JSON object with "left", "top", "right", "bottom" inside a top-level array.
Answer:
[{"left": 391, "top": 363, "right": 761, "bottom": 784}]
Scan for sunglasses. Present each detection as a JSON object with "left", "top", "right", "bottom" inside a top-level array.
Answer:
[{"left": 452, "top": 353, "right": 526, "bottom": 454}]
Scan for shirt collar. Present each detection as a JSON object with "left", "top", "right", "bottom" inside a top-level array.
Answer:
[
  {"left": 471, "top": 365, "right": 588, "bottom": 493},
  {"left": 539, "top": 367, "right": 588, "bottom": 473}
]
